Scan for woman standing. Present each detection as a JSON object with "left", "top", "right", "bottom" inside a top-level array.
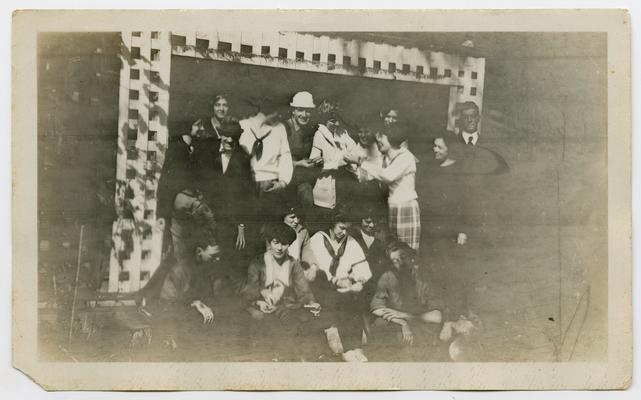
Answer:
[
  {"left": 192, "top": 94, "right": 231, "bottom": 140},
  {"left": 192, "top": 117, "right": 254, "bottom": 291},
  {"left": 343, "top": 126, "right": 386, "bottom": 206},
  {"left": 308, "top": 100, "right": 357, "bottom": 208},
  {"left": 361, "top": 124, "right": 421, "bottom": 250}
]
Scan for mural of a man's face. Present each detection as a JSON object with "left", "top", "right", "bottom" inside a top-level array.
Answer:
[
  {"left": 460, "top": 108, "right": 480, "bottom": 133},
  {"left": 292, "top": 107, "right": 312, "bottom": 127}
]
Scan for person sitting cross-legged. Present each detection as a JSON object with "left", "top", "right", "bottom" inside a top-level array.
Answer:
[{"left": 240, "top": 223, "right": 320, "bottom": 323}]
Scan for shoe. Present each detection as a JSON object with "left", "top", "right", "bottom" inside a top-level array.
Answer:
[
  {"left": 439, "top": 321, "right": 453, "bottom": 342},
  {"left": 341, "top": 350, "right": 359, "bottom": 362},
  {"left": 352, "top": 348, "right": 368, "bottom": 362},
  {"left": 421, "top": 310, "right": 442, "bottom": 324},
  {"left": 324, "top": 326, "right": 344, "bottom": 355}
]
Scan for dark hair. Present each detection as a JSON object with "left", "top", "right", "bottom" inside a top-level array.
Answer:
[
  {"left": 456, "top": 101, "right": 479, "bottom": 115},
  {"left": 356, "top": 202, "right": 384, "bottom": 222},
  {"left": 381, "top": 124, "right": 408, "bottom": 148},
  {"left": 212, "top": 94, "right": 230, "bottom": 106},
  {"left": 279, "top": 200, "right": 301, "bottom": 221},
  {"left": 219, "top": 116, "right": 243, "bottom": 141},
  {"left": 357, "top": 127, "right": 376, "bottom": 147},
  {"left": 385, "top": 240, "right": 416, "bottom": 260},
  {"left": 434, "top": 133, "right": 463, "bottom": 161},
  {"left": 262, "top": 222, "right": 297, "bottom": 246},
  {"left": 317, "top": 99, "right": 341, "bottom": 125},
  {"left": 380, "top": 108, "right": 400, "bottom": 118}
]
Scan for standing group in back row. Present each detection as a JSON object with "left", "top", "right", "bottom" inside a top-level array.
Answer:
[{"left": 148, "top": 90, "right": 492, "bottom": 362}]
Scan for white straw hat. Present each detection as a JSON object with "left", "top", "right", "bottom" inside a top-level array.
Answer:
[{"left": 290, "top": 91, "right": 315, "bottom": 108}]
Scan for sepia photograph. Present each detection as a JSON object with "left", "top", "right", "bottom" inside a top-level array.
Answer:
[{"left": 11, "top": 8, "right": 631, "bottom": 391}]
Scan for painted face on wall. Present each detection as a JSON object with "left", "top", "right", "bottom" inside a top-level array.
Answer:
[
  {"left": 361, "top": 217, "right": 377, "bottom": 236},
  {"left": 432, "top": 137, "right": 448, "bottom": 160},
  {"left": 213, "top": 98, "right": 229, "bottom": 120},
  {"left": 460, "top": 108, "right": 480, "bottom": 133},
  {"left": 292, "top": 107, "right": 312, "bottom": 127},
  {"left": 267, "top": 238, "right": 290, "bottom": 262},
  {"left": 331, "top": 222, "right": 350, "bottom": 241},
  {"left": 383, "top": 110, "right": 399, "bottom": 126}
]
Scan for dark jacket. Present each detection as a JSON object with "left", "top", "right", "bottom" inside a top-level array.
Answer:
[
  {"left": 156, "top": 135, "right": 197, "bottom": 220},
  {"left": 192, "top": 138, "right": 254, "bottom": 226},
  {"left": 241, "top": 254, "right": 315, "bottom": 307},
  {"left": 349, "top": 227, "right": 387, "bottom": 281}
]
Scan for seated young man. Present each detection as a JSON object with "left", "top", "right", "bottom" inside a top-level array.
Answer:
[
  {"left": 240, "top": 222, "right": 320, "bottom": 322},
  {"left": 301, "top": 205, "right": 372, "bottom": 362},
  {"left": 370, "top": 241, "right": 442, "bottom": 346},
  {"left": 142, "top": 188, "right": 221, "bottom": 325}
]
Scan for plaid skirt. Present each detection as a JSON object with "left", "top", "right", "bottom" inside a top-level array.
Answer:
[{"left": 389, "top": 199, "right": 421, "bottom": 250}]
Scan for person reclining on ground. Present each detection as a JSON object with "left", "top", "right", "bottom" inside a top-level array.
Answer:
[{"left": 370, "top": 241, "right": 442, "bottom": 345}]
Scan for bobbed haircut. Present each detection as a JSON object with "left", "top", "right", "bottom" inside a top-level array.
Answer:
[
  {"left": 385, "top": 240, "right": 417, "bottom": 260},
  {"left": 381, "top": 124, "right": 408, "bottom": 148},
  {"left": 356, "top": 202, "right": 385, "bottom": 222},
  {"left": 434, "top": 133, "right": 464, "bottom": 161},
  {"left": 456, "top": 101, "right": 479, "bottom": 115},
  {"left": 212, "top": 94, "right": 230, "bottom": 105},
  {"left": 262, "top": 222, "right": 297, "bottom": 246}
]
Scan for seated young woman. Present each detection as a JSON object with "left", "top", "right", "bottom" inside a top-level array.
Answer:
[
  {"left": 301, "top": 205, "right": 372, "bottom": 362},
  {"left": 281, "top": 203, "right": 310, "bottom": 262},
  {"left": 240, "top": 222, "right": 320, "bottom": 322},
  {"left": 369, "top": 241, "right": 442, "bottom": 346}
]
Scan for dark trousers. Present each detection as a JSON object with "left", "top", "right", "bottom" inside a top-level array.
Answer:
[{"left": 311, "top": 278, "right": 368, "bottom": 351}]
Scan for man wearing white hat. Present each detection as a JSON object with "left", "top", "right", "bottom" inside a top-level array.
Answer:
[{"left": 284, "top": 91, "right": 322, "bottom": 212}]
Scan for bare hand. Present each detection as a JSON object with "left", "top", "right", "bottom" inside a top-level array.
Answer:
[
  {"left": 295, "top": 159, "right": 315, "bottom": 168},
  {"left": 264, "top": 180, "right": 286, "bottom": 193},
  {"left": 255, "top": 300, "right": 275, "bottom": 314},
  {"left": 191, "top": 119, "right": 203, "bottom": 136},
  {"left": 304, "top": 302, "right": 322, "bottom": 316},
  {"left": 235, "top": 225, "right": 246, "bottom": 249},
  {"left": 400, "top": 322, "right": 414, "bottom": 345},
  {"left": 350, "top": 281, "right": 364, "bottom": 293},
  {"left": 333, "top": 277, "right": 352, "bottom": 289},
  {"left": 190, "top": 300, "right": 214, "bottom": 324},
  {"left": 382, "top": 309, "right": 410, "bottom": 321}
]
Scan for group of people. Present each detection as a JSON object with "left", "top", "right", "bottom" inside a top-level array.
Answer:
[{"left": 147, "top": 90, "right": 493, "bottom": 362}]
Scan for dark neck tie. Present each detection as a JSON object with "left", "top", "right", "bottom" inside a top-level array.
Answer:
[
  {"left": 251, "top": 128, "right": 272, "bottom": 161},
  {"left": 467, "top": 136, "right": 474, "bottom": 146},
  {"left": 322, "top": 236, "right": 348, "bottom": 277}
]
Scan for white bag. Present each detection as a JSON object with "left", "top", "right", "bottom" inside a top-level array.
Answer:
[{"left": 313, "top": 175, "right": 336, "bottom": 209}]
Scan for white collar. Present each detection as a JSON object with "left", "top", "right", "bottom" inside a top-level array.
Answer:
[
  {"left": 462, "top": 131, "right": 479, "bottom": 145},
  {"left": 317, "top": 230, "right": 347, "bottom": 248},
  {"left": 317, "top": 124, "right": 346, "bottom": 144}
]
